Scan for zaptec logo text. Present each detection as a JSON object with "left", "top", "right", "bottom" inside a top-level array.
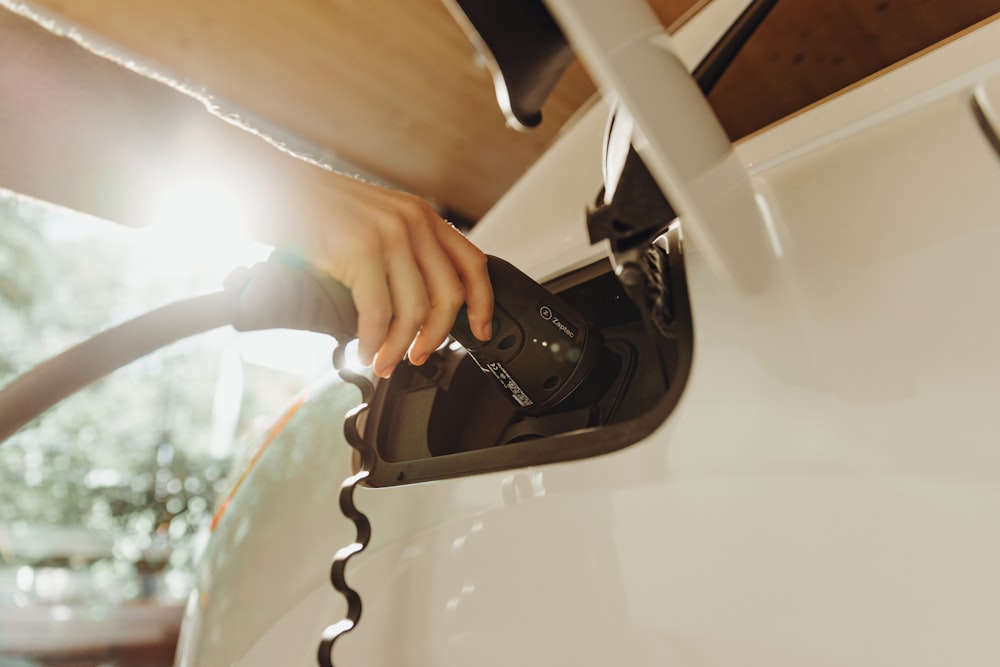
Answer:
[{"left": 538, "top": 303, "right": 576, "bottom": 339}]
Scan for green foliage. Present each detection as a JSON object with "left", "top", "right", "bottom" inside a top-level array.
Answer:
[
  {"left": 0, "top": 197, "right": 50, "bottom": 377},
  {"left": 0, "top": 193, "right": 295, "bottom": 598},
  {"left": 0, "top": 198, "right": 49, "bottom": 309}
]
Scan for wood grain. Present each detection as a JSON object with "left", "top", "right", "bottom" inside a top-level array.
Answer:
[
  {"left": 11, "top": 0, "right": 694, "bottom": 220},
  {"left": 7, "top": 0, "right": 1000, "bottom": 221}
]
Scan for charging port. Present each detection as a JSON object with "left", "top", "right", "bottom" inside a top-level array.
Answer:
[{"left": 358, "top": 224, "right": 691, "bottom": 487}]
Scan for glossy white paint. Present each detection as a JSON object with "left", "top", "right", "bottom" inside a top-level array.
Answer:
[
  {"left": 176, "top": 10, "right": 1000, "bottom": 667},
  {"left": 173, "top": 379, "right": 357, "bottom": 666}
]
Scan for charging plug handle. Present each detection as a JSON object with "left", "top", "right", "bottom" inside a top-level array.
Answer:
[
  {"left": 225, "top": 250, "right": 358, "bottom": 341},
  {"left": 450, "top": 256, "right": 606, "bottom": 414},
  {"left": 0, "top": 251, "right": 604, "bottom": 442}
]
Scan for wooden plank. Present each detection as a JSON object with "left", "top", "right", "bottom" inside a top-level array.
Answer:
[
  {"left": 708, "top": 0, "right": 1000, "bottom": 139},
  {"left": 14, "top": 0, "right": 696, "bottom": 221},
  {"left": 8, "top": 0, "right": 998, "bottom": 221}
]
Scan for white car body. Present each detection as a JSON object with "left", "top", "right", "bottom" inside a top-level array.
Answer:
[{"left": 175, "top": 3, "right": 1000, "bottom": 666}]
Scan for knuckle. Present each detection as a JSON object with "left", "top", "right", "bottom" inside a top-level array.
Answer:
[
  {"left": 467, "top": 248, "right": 489, "bottom": 276},
  {"left": 363, "top": 303, "right": 393, "bottom": 331},
  {"left": 396, "top": 296, "right": 430, "bottom": 327},
  {"left": 413, "top": 301, "right": 431, "bottom": 324},
  {"left": 390, "top": 193, "right": 416, "bottom": 214},
  {"left": 350, "top": 230, "right": 382, "bottom": 258},
  {"left": 397, "top": 195, "right": 436, "bottom": 226},
  {"left": 438, "top": 285, "right": 466, "bottom": 313}
]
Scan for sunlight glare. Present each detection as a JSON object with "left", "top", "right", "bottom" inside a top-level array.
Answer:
[
  {"left": 341, "top": 339, "right": 371, "bottom": 374},
  {"left": 138, "top": 148, "right": 271, "bottom": 278},
  {"left": 238, "top": 329, "right": 339, "bottom": 378}
]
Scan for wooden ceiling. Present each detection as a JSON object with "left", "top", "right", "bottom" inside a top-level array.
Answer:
[{"left": 3, "top": 0, "right": 1000, "bottom": 225}]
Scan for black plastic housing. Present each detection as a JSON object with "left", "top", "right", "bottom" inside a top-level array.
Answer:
[
  {"left": 359, "top": 226, "right": 692, "bottom": 487},
  {"left": 451, "top": 255, "right": 610, "bottom": 415}
]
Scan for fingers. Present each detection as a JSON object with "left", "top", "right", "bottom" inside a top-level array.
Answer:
[
  {"left": 406, "top": 222, "right": 469, "bottom": 366},
  {"left": 360, "top": 196, "right": 485, "bottom": 375},
  {"left": 372, "top": 240, "right": 429, "bottom": 377},
  {"left": 435, "top": 222, "right": 494, "bottom": 342},
  {"left": 349, "top": 258, "right": 392, "bottom": 367},
  {"left": 304, "top": 174, "right": 494, "bottom": 377}
]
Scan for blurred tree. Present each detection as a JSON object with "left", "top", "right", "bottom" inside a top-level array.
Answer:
[
  {"left": 0, "top": 195, "right": 51, "bottom": 377},
  {"left": 0, "top": 190, "right": 320, "bottom": 604},
  {"left": 0, "top": 197, "right": 49, "bottom": 308},
  {"left": 0, "top": 194, "right": 240, "bottom": 588}
]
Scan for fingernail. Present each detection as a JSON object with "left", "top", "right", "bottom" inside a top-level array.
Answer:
[
  {"left": 478, "top": 320, "right": 493, "bottom": 341},
  {"left": 410, "top": 352, "right": 427, "bottom": 366},
  {"left": 373, "top": 352, "right": 396, "bottom": 377}
]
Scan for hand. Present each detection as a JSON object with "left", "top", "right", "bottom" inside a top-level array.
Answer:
[{"left": 296, "top": 171, "right": 494, "bottom": 378}]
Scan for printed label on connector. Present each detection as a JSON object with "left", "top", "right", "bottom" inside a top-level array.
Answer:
[
  {"left": 486, "top": 361, "right": 534, "bottom": 408},
  {"left": 538, "top": 302, "right": 578, "bottom": 340}
]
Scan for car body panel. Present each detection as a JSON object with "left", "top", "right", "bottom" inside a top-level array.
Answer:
[{"left": 176, "top": 12, "right": 1000, "bottom": 667}]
